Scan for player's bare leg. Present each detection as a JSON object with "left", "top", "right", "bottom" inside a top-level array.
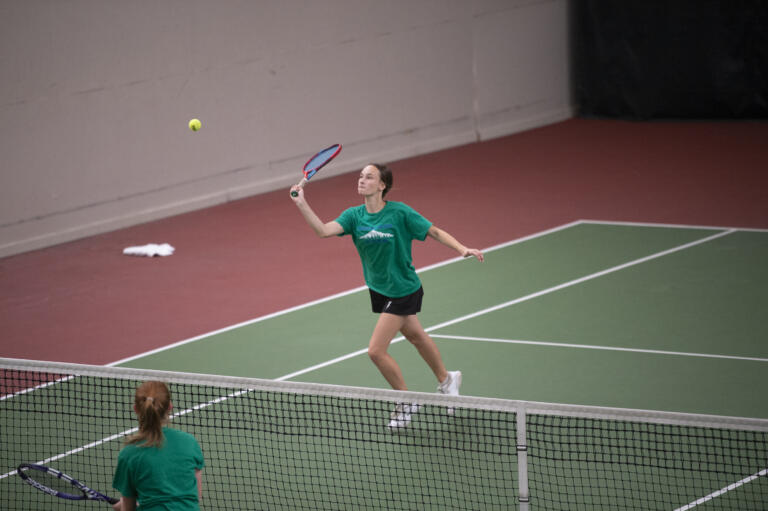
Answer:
[
  {"left": 400, "top": 315, "right": 448, "bottom": 384},
  {"left": 368, "top": 313, "right": 408, "bottom": 390}
]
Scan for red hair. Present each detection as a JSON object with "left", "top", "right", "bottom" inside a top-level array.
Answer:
[{"left": 127, "top": 381, "right": 171, "bottom": 447}]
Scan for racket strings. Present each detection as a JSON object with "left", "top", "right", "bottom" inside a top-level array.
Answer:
[{"left": 24, "top": 469, "right": 80, "bottom": 495}]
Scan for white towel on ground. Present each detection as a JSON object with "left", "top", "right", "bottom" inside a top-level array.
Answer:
[{"left": 122, "top": 243, "right": 175, "bottom": 257}]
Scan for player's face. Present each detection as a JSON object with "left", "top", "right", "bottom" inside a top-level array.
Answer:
[{"left": 358, "top": 165, "right": 384, "bottom": 197}]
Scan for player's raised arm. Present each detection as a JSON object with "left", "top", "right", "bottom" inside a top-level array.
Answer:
[{"left": 289, "top": 186, "right": 344, "bottom": 238}]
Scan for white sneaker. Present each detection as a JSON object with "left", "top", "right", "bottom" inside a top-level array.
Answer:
[
  {"left": 438, "top": 370, "right": 462, "bottom": 415},
  {"left": 388, "top": 402, "right": 421, "bottom": 431}
]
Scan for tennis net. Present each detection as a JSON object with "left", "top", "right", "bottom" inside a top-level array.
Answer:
[{"left": 1, "top": 358, "right": 766, "bottom": 510}]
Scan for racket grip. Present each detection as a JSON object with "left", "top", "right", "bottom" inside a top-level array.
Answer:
[{"left": 290, "top": 178, "right": 308, "bottom": 197}]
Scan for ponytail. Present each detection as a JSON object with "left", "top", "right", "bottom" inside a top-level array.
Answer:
[{"left": 127, "top": 381, "right": 171, "bottom": 448}]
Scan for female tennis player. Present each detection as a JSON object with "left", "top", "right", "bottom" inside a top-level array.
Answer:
[
  {"left": 112, "top": 381, "right": 204, "bottom": 510},
  {"left": 290, "top": 163, "right": 484, "bottom": 429}
]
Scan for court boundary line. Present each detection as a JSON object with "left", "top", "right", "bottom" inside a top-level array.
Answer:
[
  {"left": 275, "top": 228, "right": 735, "bottom": 381},
  {"left": 271, "top": 225, "right": 760, "bottom": 510},
  {"left": 582, "top": 218, "right": 768, "bottom": 233},
  {"left": 429, "top": 335, "right": 768, "bottom": 363},
  {"left": 111, "top": 219, "right": 752, "bottom": 367},
  {"left": 5, "top": 223, "right": 761, "bottom": 504},
  {"left": 673, "top": 467, "right": 768, "bottom": 511},
  {"left": 110, "top": 219, "right": 754, "bottom": 369},
  {"left": 675, "top": 468, "right": 768, "bottom": 511},
  {"left": 0, "top": 384, "right": 248, "bottom": 480},
  {"left": 108, "top": 219, "right": 585, "bottom": 367}
]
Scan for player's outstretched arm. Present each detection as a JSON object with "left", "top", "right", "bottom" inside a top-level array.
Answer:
[{"left": 427, "top": 225, "right": 484, "bottom": 262}]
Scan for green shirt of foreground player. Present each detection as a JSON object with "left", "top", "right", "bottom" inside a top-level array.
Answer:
[
  {"left": 112, "top": 381, "right": 204, "bottom": 511},
  {"left": 290, "top": 164, "right": 484, "bottom": 416}
]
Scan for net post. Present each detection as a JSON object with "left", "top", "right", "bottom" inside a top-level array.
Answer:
[{"left": 516, "top": 406, "right": 530, "bottom": 511}]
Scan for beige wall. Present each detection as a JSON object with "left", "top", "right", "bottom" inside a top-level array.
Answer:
[{"left": 0, "top": 0, "right": 572, "bottom": 257}]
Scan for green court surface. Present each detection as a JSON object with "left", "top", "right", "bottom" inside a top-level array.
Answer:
[
  {"left": 3, "top": 220, "right": 768, "bottom": 510},
  {"left": 116, "top": 220, "right": 768, "bottom": 420}
]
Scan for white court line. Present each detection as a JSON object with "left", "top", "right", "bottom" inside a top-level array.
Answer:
[
  {"left": 582, "top": 219, "right": 768, "bottom": 233},
  {"left": 673, "top": 468, "right": 768, "bottom": 511},
  {"left": 429, "top": 335, "right": 768, "bottom": 363},
  {"left": 110, "top": 219, "right": 764, "bottom": 368},
  {"left": 0, "top": 225, "right": 746, "bottom": 484},
  {"left": 0, "top": 375, "right": 75, "bottom": 402},
  {"left": 0, "top": 387, "right": 253, "bottom": 480},
  {"left": 275, "top": 228, "right": 736, "bottom": 381},
  {"left": 108, "top": 220, "right": 584, "bottom": 367},
  {"left": 2, "top": 221, "right": 584, "bottom": 479},
  {"left": 108, "top": 220, "right": 738, "bottom": 379},
  {"left": 0, "top": 430, "right": 137, "bottom": 480}
]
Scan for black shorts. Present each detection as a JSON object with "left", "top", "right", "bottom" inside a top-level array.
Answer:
[{"left": 369, "top": 287, "right": 424, "bottom": 315}]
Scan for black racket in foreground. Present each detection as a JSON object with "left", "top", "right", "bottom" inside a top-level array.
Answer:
[
  {"left": 290, "top": 143, "right": 342, "bottom": 197},
  {"left": 17, "top": 463, "right": 119, "bottom": 505}
]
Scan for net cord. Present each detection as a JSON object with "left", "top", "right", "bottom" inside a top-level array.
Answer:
[{"left": 3, "top": 357, "right": 767, "bottom": 432}]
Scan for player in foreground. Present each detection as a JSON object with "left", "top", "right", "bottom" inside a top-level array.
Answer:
[
  {"left": 112, "top": 381, "right": 204, "bottom": 510},
  {"left": 290, "top": 163, "right": 484, "bottom": 429}
]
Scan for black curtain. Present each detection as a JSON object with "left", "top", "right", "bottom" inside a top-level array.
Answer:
[{"left": 571, "top": 0, "right": 768, "bottom": 119}]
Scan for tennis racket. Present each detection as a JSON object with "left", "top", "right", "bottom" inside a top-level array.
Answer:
[
  {"left": 290, "top": 143, "right": 342, "bottom": 197},
  {"left": 17, "top": 463, "right": 119, "bottom": 504}
]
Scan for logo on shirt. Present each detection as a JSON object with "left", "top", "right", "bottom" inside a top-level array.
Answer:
[{"left": 358, "top": 224, "right": 394, "bottom": 243}]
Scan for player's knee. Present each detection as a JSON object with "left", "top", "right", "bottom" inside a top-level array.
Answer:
[
  {"left": 404, "top": 331, "right": 427, "bottom": 347},
  {"left": 368, "top": 346, "right": 385, "bottom": 364}
]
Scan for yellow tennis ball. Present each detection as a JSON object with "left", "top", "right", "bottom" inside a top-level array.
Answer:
[{"left": 188, "top": 118, "right": 201, "bottom": 131}]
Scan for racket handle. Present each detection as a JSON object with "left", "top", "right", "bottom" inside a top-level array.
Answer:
[{"left": 290, "top": 177, "right": 308, "bottom": 197}]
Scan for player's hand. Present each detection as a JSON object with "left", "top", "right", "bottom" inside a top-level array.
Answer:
[
  {"left": 289, "top": 185, "right": 304, "bottom": 202},
  {"left": 464, "top": 248, "right": 484, "bottom": 262}
]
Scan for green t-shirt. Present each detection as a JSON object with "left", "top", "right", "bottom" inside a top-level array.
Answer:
[
  {"left": 336, "top": 201, "right": 432, "bottom": 297},
  {"left": 113, "top": 427, "right": 204, "bottom": 510}
]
